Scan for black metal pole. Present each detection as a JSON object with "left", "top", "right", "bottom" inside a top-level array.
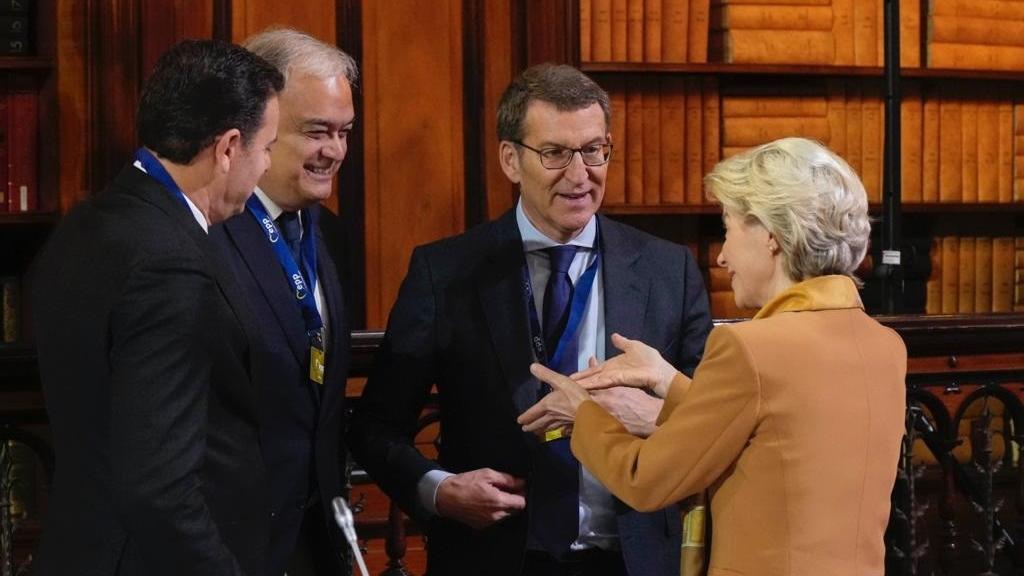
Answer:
[{"left": 881, "top": 0, "right": 904, "bottom": 314}]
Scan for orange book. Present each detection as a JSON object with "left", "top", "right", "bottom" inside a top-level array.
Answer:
[
  {"left": 626, "top": 80, "right": 645, "bottom": 204},
  {"left": 685, "top": 79, "right": 704, "bottom": 205},
  {"left": 929, "top": 16, "right": 1024, "bottom": 48},
  {"left": 833, "top": 0, "right": 856, "bottom": 65},
  {"left": 975, "top": 236, "right": 993, "bottom": 313},
  {"left": 976, "top": 100, "right": 999, "bottom": 203},
  {"left": 722, "top": 117, "right": 830, "bottom": 148},
  {"left": 826, "top": 80, "right": 847, "bottom": 158},
  {"left": 627, "top": 0, "right": 644, "bottom": 62},
  {"left": 711, "top": 4, "right": 832, "bottom": 30},
  {"left": 938, "top": 97, "right": 961, "bottom": 203},
  {"left": 901, "top": 0, "right": 921, "bottom": 67},
  {"left": 722, "top": 95, "right": 827, "bottom": 118},
  {"left": 998, "top": 99, "right": 1013, "bottom": 203},
  {"left": 715, "top": 0, "right": 829, "bottom": 4},
  {"left": 901, "top": 84, "right": 923, "bottom": 203},
  {"left": 876, "top": 0, "right": 884, "bottom": 66},
  {"left": 721, "top": 146, "right": 750, "bottom": 159},
  {"left": 642, "top": 79, "right": 662, "bottom": 205},
  {"left": 926, "top": 236, "right": 942, "bottom": 314},
  {"left": 1016, "top": 238, "right": 1024, "bottom": 308},
  {"left": 702, "top": 78, "right": 721, "bottom": 186},
  {"left": 708, "top": 266, "right": 731, "bottom": 292},
  {"left": 645, "top": 0, "right": 663, "bottom": 63},
  {"left": 661, "top": 0, "right": 687, "bottom": 63},
  {"left": 709, "top": 291, "right": 756, "bottom": 319},
  {"left": 712, "top": 29, "right": 835, "bottom": 64},
  {"left": 941, "top": 236, "right": 959, "bottom": 314},
  {"left": 958, "top": 236, "right": 976, "bottom": 313},
  {"left": 660, "top": 77, "right": 686, "bottom": 204},
  {"left": 846, "top": 83, "right": 863, "bottom": 179},
  {"left": 930, "top": 0, "right": 1024, "bottom": 20},
  {"left": 688, "top": 0, "right": 710, "bottom": 63},
  {"left": 960, "top": 100, "right": 978, "bottom": 203},
  {"left": 922, "top": 91, "right": 940, "bottom": 202},
  {"left": 592, "top": 0, "right": 613, "bottom": 61},
  {"left": 854, "top": 0, "right": 878, "bottom": 66},
  {"left": 611, "top": 0, "right": 628, "bottom": 61},
  {"left": 928, "top": 43, "right": 1024, "bottom": 72},
  {"left": 993, "top": 236, "right": 1014, "bottom": 312},
  {"left": 581, "top": 0, "right": 592, "bottom": 61},
  {"left": 861, "top": 94, "right": 883, "bottom": 204},
  {"left": 1016, "top": 102, "right": 1024, "bottom": 202},
  {"left": 606, "top": 78, "right": 627, "bottom": 205}
]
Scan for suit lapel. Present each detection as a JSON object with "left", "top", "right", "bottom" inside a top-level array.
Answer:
[
  {"left": 599, "top": 215, "right": 649, "bottom": 358},
  {"left": 222, "top": 211, "right": 309, "bottom": 366},
  {"left": 476, "top": 211, "right": 539, "bottom": 416}
]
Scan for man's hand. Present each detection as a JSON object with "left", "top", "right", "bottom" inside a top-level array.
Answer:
[
  {"left": 590, "top": 386, "right": 663, "bottom": 437},
  {"left": 435, "top": 468, "right": 526, "bottom": 530},
  {"left": 573, "top": 333, "right": 679, "bottom": 398}
]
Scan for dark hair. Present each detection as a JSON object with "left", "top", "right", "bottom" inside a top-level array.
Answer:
[
  {"left": 137, "top": 39, "right": 285, "bottom": 164},
  {"left": 496, "top": 63, "right": 611, "bottom": 142}
]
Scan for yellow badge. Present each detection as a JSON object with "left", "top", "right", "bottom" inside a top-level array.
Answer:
[
  {"left": 310, "top": 346, "right": 325, "bottom": 385},
  {"left": 543, "top": 426, "right": 569, "bottom": 442}
]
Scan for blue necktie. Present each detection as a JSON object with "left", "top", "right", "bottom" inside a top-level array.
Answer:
[
  {"left": 277, "top": 211, "right": 303, "bottom": 266},
  {"left": 528, "top": 245, "right": 581, "bottom": 558}
]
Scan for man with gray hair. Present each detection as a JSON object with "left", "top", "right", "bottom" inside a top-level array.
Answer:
[{"left": 211, "top": 27, "right": 357, "bottom": 576}]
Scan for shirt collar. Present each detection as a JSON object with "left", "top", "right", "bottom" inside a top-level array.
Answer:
[
  {"left": 753, "top": 275, "right": 864, "bottom": 319},
  {"left": 133, "top": 160, "right": 208, "bottom": 233},
  {"left": 515, "top": 198, "right": 597, "bottom": 252},
  {"left": 253, "top": 186, "right": 284, "bottom": 221}
]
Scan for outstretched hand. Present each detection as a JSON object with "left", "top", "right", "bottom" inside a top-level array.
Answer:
[
  {"left": 572, "top": 333, "right": 679, "bottom": 398},
  {"left": 517, "top": 363, "right": 591, "bottom": 434}
]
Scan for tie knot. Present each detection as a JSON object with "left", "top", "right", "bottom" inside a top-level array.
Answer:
[
  {"left": 277, "top": 211, "right": 302, "bottom": 243},
  {"left": 545, "top": 245, "right": 578, "bottom": 274}
]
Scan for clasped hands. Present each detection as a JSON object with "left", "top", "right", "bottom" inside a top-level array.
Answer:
[{"left": 516, "top": 333, "right": 679, "bottom": 437}]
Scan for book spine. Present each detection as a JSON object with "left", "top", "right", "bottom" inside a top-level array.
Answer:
[
  {"left": 901, "top": 84, "right": 923, "bottom": 203},
  {"left": 611, "top": 0, "right": 628, "bottom": 61},
  {"left": 606, "top": 78, "right": 627, "bottom": 205},
  {"left": 659, "top": 77, "right": 685, "bottom": 204},
  {"left": 661, "top": 0, "right": 687, "bottom": 62},
  {"left": 975, "top": 236, "right": 993, "bottom": 312},
  {"left": 688, "top": 0, "right": 710, "bottom": 63},
  {"left": 684, "top": 78, "right": 704, "bottom": 205},
  {"left": 642, "top": 78, "right": 662, "bottom": 205},
  {"left": 644, "top": 0, "right": 663, "bottom": 62},
  {"left": 626, "top": 79, "right": 645, "bottom": 204},
  {"left": 960, "top": 99, "right": 978, "bottom": 203}
]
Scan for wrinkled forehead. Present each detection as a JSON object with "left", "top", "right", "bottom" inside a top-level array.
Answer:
[{"left": 521, "top": 101, "right": 608, "bottom": 145}]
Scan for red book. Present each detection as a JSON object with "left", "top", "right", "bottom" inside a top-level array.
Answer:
[{"left": 7, "top": 84, "right": 36, "bottom": 213}]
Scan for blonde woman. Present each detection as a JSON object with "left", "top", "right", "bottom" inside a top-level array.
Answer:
[{"left": 519, "top": 137, "right": 907, "bottom": 576}]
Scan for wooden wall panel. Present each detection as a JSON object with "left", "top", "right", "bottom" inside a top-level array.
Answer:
[
  {"left": 230, "top": 2, "right": 334, "bottom": 46},
  {"left": 362, "top": 0, "right": 465, "bottom": 327},
  {"left": 483, "top": 0, "right": 517, "bottom": 220},
  {"left": 57, "top": 0, "right": 89, "bottom": 212}
]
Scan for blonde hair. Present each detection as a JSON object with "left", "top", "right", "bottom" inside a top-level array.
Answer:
[{"left": 704, "top": 137, "right": 871, "bottom": 285}]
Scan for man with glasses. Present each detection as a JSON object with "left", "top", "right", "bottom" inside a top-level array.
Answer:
[{"left": 349, "top": 63, "right": 711, "bottom": 576}]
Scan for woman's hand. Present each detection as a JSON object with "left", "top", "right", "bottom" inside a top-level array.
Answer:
[
  {"left": 517, "top": 363, "right": 591, "bottom": 434},
  {"left": 573, "top": 333, "right": 679, "bottom": 398}
]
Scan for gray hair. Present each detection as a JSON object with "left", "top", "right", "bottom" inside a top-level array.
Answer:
[
  {"left": 496, "top": 63, "right": 610, "bottom": 142},
  {"left": 704, "top": 137, "right": 871, "bottom": 285},
  {"left": 243, "top": 27, "right": 358, "bottom": 86}
]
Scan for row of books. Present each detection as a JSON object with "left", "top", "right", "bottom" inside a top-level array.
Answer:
[
  {"left": 702, "top": 239, "right": 759, "bottom": 319},
  {"left": 1, "top": 275, "right": 19, "bottom": 344},
  {"left": 580, "top": 0, "right": 711, "bottom": 63},
  {"left": 0, "top": 85, "right": 37, "bottom": 213},
  {"left": 926, "top": 0, "right": 1024, "bottom": 72},
  {"left": 0, "top": 0, "right": 32, "bottom": 55},
  {"left": 925, "top": 236, "right": 1024, "bottom": 315}
]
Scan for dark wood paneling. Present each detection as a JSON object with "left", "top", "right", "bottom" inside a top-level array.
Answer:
[{"left": 522, "top": 0, "right": 576, "bottom": 66}]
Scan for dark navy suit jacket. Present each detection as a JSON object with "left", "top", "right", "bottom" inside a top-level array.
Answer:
[
  {"left": 349, "top": 210, "right": 712, "bottom": 576},
  {"left": 212, "top": 203, "right": 351, "bottom": 575}
]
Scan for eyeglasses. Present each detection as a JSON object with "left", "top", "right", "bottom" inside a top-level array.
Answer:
[{"left": 512, "top": 141, "right": 613, "bottom": 170}]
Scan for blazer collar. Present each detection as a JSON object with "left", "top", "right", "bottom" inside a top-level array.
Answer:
[
  {"left": 597, "top": 214, "right": 648, "bottom": 357},
  {"left": 754, "top": 275, "right": 864, "bottom": 319}
]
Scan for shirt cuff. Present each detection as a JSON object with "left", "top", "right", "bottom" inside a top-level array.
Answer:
[{"left": 417, "top": 469, "right": 454, "bottom": 516}]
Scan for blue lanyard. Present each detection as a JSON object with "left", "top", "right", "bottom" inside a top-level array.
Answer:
[
  {"left": 134, "top": 148, "right": 191, "bottom": 211},
  {"left": 245, "top": 195, "right": 323, "bottom": 336},
  {"left": 523, "top": 248, "right": 601, "bottom": 372}
]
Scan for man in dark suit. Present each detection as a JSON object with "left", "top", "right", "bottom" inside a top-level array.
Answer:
[
  {"left": 348, "top": 64, "right": 712, "bottom": 576},
  {"left": 31, "top": 40, "right": 282, "bottom": 576},
  {"left": 210, "top": 28, "right": 357, "bottom": 576}
]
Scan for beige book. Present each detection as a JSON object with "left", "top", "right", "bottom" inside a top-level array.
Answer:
[
  {"left": 975, "top": 236, "right": 993, "bottom": 313},
  {"left": 712, "top": 29, "right": 836, "bottom": 64},
  {"left": 662, "top": 0, "right": 688, "bottom": 62},
  {"left": 660, "top": 77, "right": 686, "bottom": 204},
  {"left": 928, "top": 42, "right": 1024, "bottom": 72},
  {"left": 854, "top": 0, "right": 879, "bottom": 66},
  {"left": 901, "top": 0, "right": 921, "bottom": 67},
  {"left": 958, "top": 237, "right": 976, "bottom": 313},
  {"left": 926, "top": 236, "right": 942, "bottom": 314},
  {"left": 901, "top": 84, "right": 923, "bottom": 203},
  {"left": 711, "top": 4, "right": 833, "bottom": 30},
  {"left": 685, "top": 79, "right": 704, "bottom": 205},
  {"left": 938, "top": 97, "right": 962, "bottom": 203},
  {"left": 922, "top": 92, "right": 940, "bottom": 202},
  {"left": 993, "top": 236, "right": 1014, "bottom": 312},
  {"left": 929, "top": 15, "right": 1024, "bottom": 48},
  {"left": 960, "top": 100, "right": 978, "bottom": 203},
  {"left": 833, "top": 0, "right": 856, "bottom": 65},
  {"left": 977, "top": 100, "right": 999, "bottom": 203},
  {"left": 998, "top": 99, "right": 1013, "bottom": 202},
  {"left": 861, "top": 94, "right": 883, "bottom": 204},
  {"left": 941, "top": 236, "right": 959, "bottom": 313},
  {"left": 722, "top": 116, "right": 830, "bottom": 147},
  {"left": 930, "top": 0, "right": 1024, "bottom": 21}
]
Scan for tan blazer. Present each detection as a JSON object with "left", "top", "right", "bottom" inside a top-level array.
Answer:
[{"left": 572, "top": 276, "right": 906, "bottom": 576}]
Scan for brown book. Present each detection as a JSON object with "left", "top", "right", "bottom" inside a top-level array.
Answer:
[
  {"left": 708, "top": 266, "right": 731, "bottom": 292},
  {"left": 662, "top": 0, "right": 687, "bottom": 62},
  {"left": 958, "top": 236, "right": 976, "bottom": 313},
  {"left": 922, "top": 91, "right": 940, "bottom": 202},
  {"left": 901, "top": 0, "right": 921, "bottom": 67},
  {"left": 901, "top": 84, "right": 923, "bottom": 203},
  {"left": 592, "top": 0, "right": 613, "bottom": 61},
  {"left": 941, "top": 236, "right": 959, "bottom": 313},
  {"left": 722, "top": 95, "right": 827, "bottom": 118},
  {"left": 854, "top": 0, "right": 879, "bottom": 66},
  {"left": 645, "top": 0, "right": 663, "bottom": 62},
  {"left": 993, "top": 236, "right": 1014, "bottom": 312},
  {"left": 1016, "top": 238, "right": 1024, "bottom": 307},
  {"left": 721, "top": 146, "right": 750, "bottom": 159},
  {"left": 722, "top": 116, "right": 830, "bottom": 148},
  {"left": 930, "top": 0, "right": 1024, "bottom": 20},
  {"left": 688, "top": 0, "right": 710, "bottom": 63},
  {"left": 833, "top": 0, "right": 856, "bottom": 65},
  {"left": 711, "top": 4, "right": 832, "bottom": 30},
  {"left": 861, "top": 94, "right": 883, "bottom": 204},
  {"left": 846, "top": 83, "right": 863, "bottom": 178},
  {"left": 929, "top": 16, "right": 1024, "bottom": 48},
  {"left": 709, "top": 290, "right": 757, "bottom": 319},
  {"left": 975, "top": 236, "right": 993, "bottom": 313},
  {"left": 8, "top": 88, "right": 36, "bottom": 213},
  {"left": 928, "top": 43, "right": 1024, "bottom": 72},
  {"left": 926, "top": 236, "right": 942, "bottom": 314},
  {"left": 628, "top": 0, "right": 644, "bottom": 62},
  {"left": 715, "top": 0, "right": 829, "bottom": 4},
  {"left": 711, "top": 29, "right": 835, "bottom": 64},
  {"left": 606, "top": 78, "right": 627, "bottom": 205},
  {"left": 702, "top": 78, "right": 721, "bottom": 185},
  {"left": 938, "top": 97, "right": 961, "bottom": 203},
  {"left": 1016, "top": 102, "right": 1024, "bottom": 202},
  {"left": 685, "top": 79, "right": 704, "bottom": 205},
  {"left": 826, "top": 80, "right": 847, "bottom": 158},
  {"left": 876, "top": 0, "right": 884, "bottom": 65},
  {"left": 660, "top": 77, "right": 686, "bottom": 204},
  {"left": 1, "top": 276, "right": 17, "bottom": 343},
  {"left": 976, "top": 100, "right": 999, "bottom": 203},
  {"left": 704, "top": 239, "right": 723, "bottom": 268},
  {"left": 643, "top": 79, "right": 662, "bottom": 205},
  {"left": 581, "top": 0, "right": 593, "bottom": 61},
  {"left": 611, "top": 0, "right": 628, "bottom": 61},
  {"left": 626, "top": 79, "right": 645, "bottom": 204},
  {"left": 998, "top": 98, "right": 1013, "bottom": 203},
  {"left": 960, "top": 99, "right": 978, "bottom": 203}
]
